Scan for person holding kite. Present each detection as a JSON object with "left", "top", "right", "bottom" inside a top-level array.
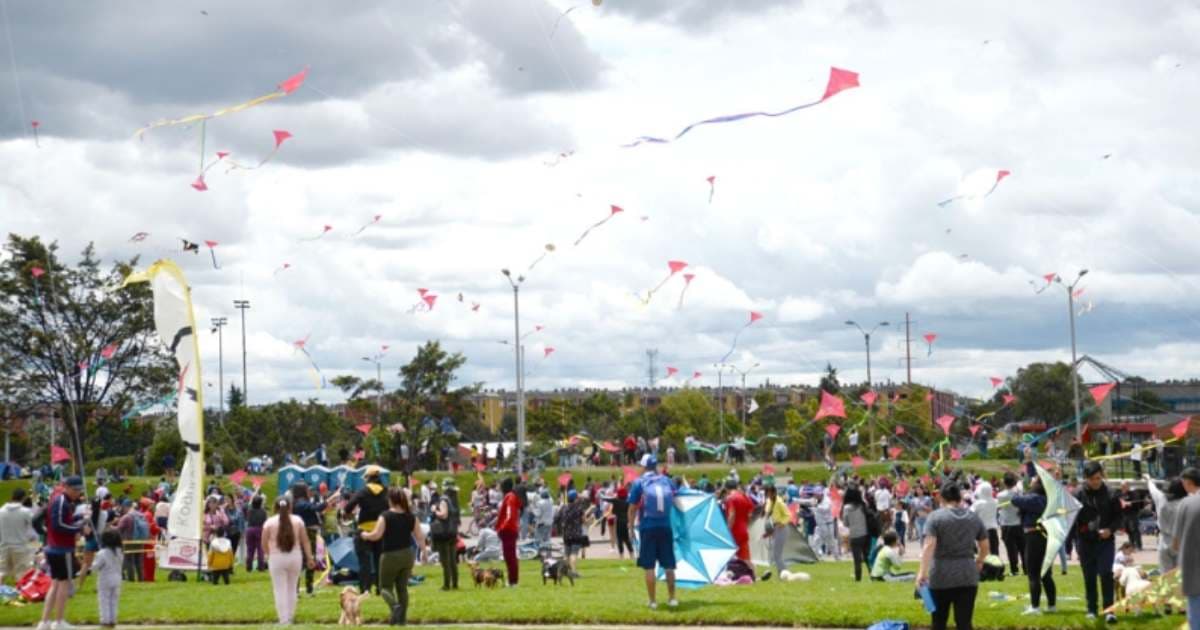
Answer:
[
  {"left": 1010, "top": 473, "right": 1057, "bottom": 615},
  {"left": 627, "top": 454, "right": 678, "bottom": 610},
  {"left": 1074, "top": 461, "right": 1121, "bottom": 623}
]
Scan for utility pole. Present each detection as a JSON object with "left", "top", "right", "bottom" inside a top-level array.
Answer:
[
  {"left": 904, "top": 312, "right": 913, "bottom": 385},
  {"left": 236, "top": 297, "right": 253, "bottom": 400},
  {"left": 211, "top": 317, "right": 227, "bottom": 424},
  {"left": 644, "top": 349, "right": 658, "bottom": 434},
  {"left": 846, "top": 320, "right": 889, "bottom": 461}
]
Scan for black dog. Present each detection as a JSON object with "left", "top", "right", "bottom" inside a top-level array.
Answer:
[{"left": 541, "top": 556, "right": 574, "bottom": 586}]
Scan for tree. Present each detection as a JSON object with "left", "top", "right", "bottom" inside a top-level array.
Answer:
[
  {"left": 393, "top": 341, "right": 475, "bottom": 472},
  {"left": 227, "top": 385, "right": 244, "bottom": 409},
  {"left": 1011, "top": 362, "right": 1080, "bottom": 425},
  {"left": 819, "top": 363, "right": 841, "bottom": 394},
  {"left": 0, "top": 235, "right": 174, "bottom": 472},
  {"left": 658, "top": 390, "right": 718, "bottom": 445},
  {"left": 1127, "top": 388, "right": 1165, "bottom": 417}
]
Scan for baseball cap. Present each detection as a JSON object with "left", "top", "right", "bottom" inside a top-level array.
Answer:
[
  {"left": 640, "top": 453, "right": 657, "bottom": 469},
  {"left": 567, "top": 489, "right": 578, "bottom": 501},
  {"left": 64, "top": 476, "right": 84, "bottom": 490}
]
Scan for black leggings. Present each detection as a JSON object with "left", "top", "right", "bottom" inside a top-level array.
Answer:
[
  {"left": 850, "top": 536, "right": 871, "bottom": 582},
  {"left": 615, "top": 522, "right": 633, "bottom": 557},
  {"left": 986, "top": 529, "right": 999, "bottom": 560},
  {"left": 1000, "top": 526, "right": 1024, "bottom": 575},
  {"left": 930, "top": 585, "right": 977, "bottom": 630},
  {"left": 1023, "top": 531, "right": 1056, "bottom": 608}
]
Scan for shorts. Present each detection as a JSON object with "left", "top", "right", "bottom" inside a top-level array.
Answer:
[
  {"left": 46, "top": 551, "right": 75, "bottom": 581},
  {"left": 636, "top": 527, "right": 676, "bottom": 571},
  {"left": 84, "top": 538, "right": 100, "bottom": 552},
  {"left": 156, "top": 517, "right": 168, "bottom": 529},
  {"left": 565, "top": 536, "right": 590, "bottom": 556},
  {"left": 0, "top": 545, "right": 34, "bottom": 578}
]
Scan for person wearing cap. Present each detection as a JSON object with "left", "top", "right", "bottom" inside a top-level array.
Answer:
[
  {"left": 342, "top": 465, "right": 389, "bottom": 594},
  {"left": 38, "top": 476, "right": 90, "bottom": 630},
  {"left": 1172, "top": 467, "right": 1200, "bottom": 630},
  {"left": 627, "top": 454, "right": 677, "bottom": 610}
]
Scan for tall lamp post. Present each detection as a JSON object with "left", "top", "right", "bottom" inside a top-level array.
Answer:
[
  {"left": 725, "top": 362, "right": 760, "bottom": 432},
  {"left": 846, "top": 319, "right": 889, "bottom": 459},
  {"left": 361, "top": 352, "right": 385, "bottom": 423},
  {"left": 501, "top": 268, "right": 526, "bottom": 475},
  {"left": 233, "top": 300, "right": 250, "bottom": 403},
  {"left": 211, "top": 317, "right": 227, "bottom": 424},
  {"left": 1055, "top": 269, "right": 1088, "bottom": 440}
]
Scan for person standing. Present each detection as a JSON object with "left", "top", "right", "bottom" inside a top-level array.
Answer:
[
  {"left": 341, "top": 466, "right": 389, "bottom": 594},
  {"left": 627, "top": 455, "right": 677, "bottom": 610},
  {"left": 1011, "top": 476, "right": 1056, "bottom": 615},
  {"left": 496, "top": 478, "right": 522, "bottom": 586},
  {"left": 1117, "top": 481, "right": 1144, "bottom": 552},
  {"left": 115, "top": 501, "right": 145, "bottom": 582},
  {"left": 763, "top": 484, "right": 790, "bottom": 577},
  {"left": 37, "top": 477, "right": 91, "bottom": 630},
  {"left": 916, "top": 482, "right": 989, "bottom": 630},
  {"left": 996, "top": 473, "right": 1024, "bottom": 577},
  {"left": 970, "top": 481, "right": 999, "bottom": 560},
  {"left": 430, "top": 479, "right": 460, "bottom": 590},
  {"left": 1146, "top": 474, "right": 1186, "bottom": 573},
  {"left": 814, "top": 489, "right": 840, "bottom": 560},
  {"left": 1172, "top": 467, "right": 1200, "bottom": 630},
  {"left": 723, "top": 480, "right": 755, "bottom": 562},
  {"left": 263, "top": 498, "right": 314, "bottom": 625},
  {"left": 243, "top": 495, "right": 268, "bottom": 572},
  {"left": 291, "top": 482, "right": 326, "bottom": 596},
  {"left": 1075, "top": 461, "right": 1120, "bottom": 623},
  {"left": 91, "top": 529, "right": 124, "bottom": 629},
  {"left": 361, "top": 488, "right": 425, "bottom": 625},
  {"left": 0, "top": 488, "right": 35, "bottom": 586}
]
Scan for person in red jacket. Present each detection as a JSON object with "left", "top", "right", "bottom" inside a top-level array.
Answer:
[
  {"left": 496, "top": 477, "right": 522, "bottom": 586},
  {"left": 723, "top": 480, "right": 755, "bottom": 562},
  {"left": 38, "top": 476, "right": 90, "bottom": 630},
  {"left": 139, "top": 497, "right": 158, "bottom": 582}
]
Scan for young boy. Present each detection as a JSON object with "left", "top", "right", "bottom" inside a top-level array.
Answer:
[
  {"left": 870, "top": 531, "right": 915, "bottom": 582},
  {"left": 207, "top": 527, "right": 234, "bottom": 584}
]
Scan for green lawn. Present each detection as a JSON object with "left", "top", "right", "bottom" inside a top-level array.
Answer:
[
  {"left": 0, "top": 459, "right": 1018, "bottom": 509},
  {"left": 0, "top": 557, "right": 1184, "bottom": 628}
]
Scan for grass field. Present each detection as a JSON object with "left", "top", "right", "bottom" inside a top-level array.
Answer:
[
  {"left": 0, "top": 459, "right": 1019, "bottom": 509},
  {"left": 0, "top": 556, "right": 1185, "bottom": 628}
]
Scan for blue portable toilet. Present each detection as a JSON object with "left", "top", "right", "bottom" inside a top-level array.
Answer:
[
  {"left": 277, "top": 465, "right": 304, "bottom": 495},
  {"left": 328, "top": 465, "right": 357, "bottom": 493},
  {"left": 303, "top": 466, "right": 330, "bottom": 490}
]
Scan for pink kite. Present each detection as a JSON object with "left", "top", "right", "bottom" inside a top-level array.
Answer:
[
  {"left": 622, "top": 467, "right": 639, "bottom": 485},
  {"left": 936, "top": 414, "right": 955, "bottom": 435},
  {"left": 301, "top": 224, "right": 333, "bottom": 242},
  {"left": 543, "top": 347, "right": 555, "bottom": 359},
  {"left": 720, "top": 310, "right": 763, "bottom": 362},
  {"left": 574, "top": 204, "right": 624, "bottom": 246},
  {"left": 860, "top": 390, "right": 878, "bottom": 408},
  {"left": 824, "top": 424, "right": 841, "bottom": 440},
  {"left": 191, "top": 175, "right": 208, "bottom": 192},
  {"left": 895, "top": 479, "right": 910, "bottom": 497},
  {"left": 761, "top": 464, "right": 775, "bottom": 475},
  {"left": 272, "top": 262, "right": 292, "bottom": 277},
  {"left": 665, "top": 366, "right": 679, "bottom": 378},
  {"left": 923, "top": 333, "right": 937, "bottom": 356},
  {"left": 278, "top": 67, "right": 310, "bottom": 95},
  {"left": 1032, "top": 272, "right": 1058, "bottom": 294},
  {"left": 100, "top": 344, "right": 117, "bottom": 360},
  {"left": 251, "top": 476, "right": 264, "bottom": 488},
  {"left": 557, "top": 472, "right": 572, "bottom": 488},
  {"left": 639, "top": 260, "right": 688, "bottom": 305},
  {"left": 706, "top": 175, "right": 716, "bottom": 203},
  {"left": 30, "top": 120, "right": 40, "bottom": 147},
  {"left": 850, "top": 455, "right": 865, "bottom": 469},
  {"left": 1089, "top": 382, "right": 1116, "bottom": 405},
  {"left": 473, "top": 461, "right": 486, "bottom": 472},
  {"left": 888, "top": 446, "right": 903, "bottom": 459},
  {"left": 1002, "top": 393, "right": 1016, "bottom": 406},
  {"left": 1171, "top": 417, "right": 1192, "bottom": 439},
  {"left": 203, "top": 240, "right": 220, "bottom": 269},
  {"left": 691, "top": 371, "right": 702, "bottom": 380},
  {"left": 30, "top": 266, "right": 45, "bottom": 278},
  {"left": 623, "top": 67, "right": 860, "bottom": 147},
  {"left": 677, "top": 273, "right": 697, "bottom": 309},
  {"left": 418, "top": 288, "right": 429, "bottom": 297},
  {"left": 989, "top": 377, "right": 1004, "bottom": 388},
  {"left": 894, "top": 426, "right": 905, "bottom": 436},
  {"left": 814, "top": 390, "right": 846, "bottom": 420},
  {"left": 969, "top": 424, "right": 981, "bottom": 437},
  {"left": 355, "top": 423, "right": 372, "bottom": 435},
  {"left": 353, "top": 214, "right": 383, "bottom": 237},
  {"left": 229, "top": 469, "right": 247, "bottom": 485},
  {"left": 422, "top": 294, "right": 438, "bottom": 310},
  {"left": 226, "top": 130, "right": 294, "bottom": 173},
  {"left": 353, "top": 449, "right": 365, "bottom": 461},
  {"left": 50, "top": 445, "right": 71, "bottom": 464},
  {"left": 924, "top": 392, "right": 934, "bottom": 402},
  {"left": 950, "top": 448, "right": 962, "bottom": 461},
  {"left": 1072, "top": 287, "right": 1086, "bottom": 299}
]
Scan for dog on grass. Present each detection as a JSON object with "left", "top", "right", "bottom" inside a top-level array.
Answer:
[
  {"left": 778, "top": 570, "right": 811, "bottom": 582},
  {"left": 468, "top": 561, "right": 505, "bottom": 589},
  {"left": 338, "top": 586, "right": 370, "bottom": 625},
  {"left": 541, "top": 556, "right": 574, "bottom": 586}
]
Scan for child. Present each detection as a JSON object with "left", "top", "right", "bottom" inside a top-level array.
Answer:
[
  {"left": 90, "top": 529, "right": 123, "bottom": 628},
  {"left": 870, "top": 531, "right": 915, "bottom": 582},
  {"left": 207, "top": 527, "right": 235, "bottom": 585},
  {"left": 1113, "top": 541, "right": 1137, "bottom": 576}
]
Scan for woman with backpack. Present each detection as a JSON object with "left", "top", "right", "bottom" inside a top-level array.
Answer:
[
  {"left": 430, "top": 479, "right": 460, "bottom": 590},
  {"left": 841, "top": 487, "right": 871, "bottom": 582}
]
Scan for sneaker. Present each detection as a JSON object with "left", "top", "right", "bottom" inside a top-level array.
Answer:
[
  {"left": 648, "top": 601, "right": 658, "bottom": 610},
  {"left": 1086, "top": 613, "right": 1097, "bottom": 620},
  {"left": 35, "top": 622, "right": 51, "bottom": 630},
  {"left": 1046, "top": 606, "right": 1057, "bottom": 613},
  {"left": 1105, "top": 613, "right": 1117, "bottom": 624},
  {"left": 1021, "top": 607, "right": 1042, "bottom": 615},
  {"left": 667, "top": 599, "right": 678, "bottom": 608},
  {"left": 760, "top": 571, "right": 772, "bottom": 581},
  {"left": 52, "top": 622, "right": 76, "bottom": 630}
]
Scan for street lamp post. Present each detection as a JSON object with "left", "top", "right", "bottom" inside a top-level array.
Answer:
[
  {"left": 233, "top": 300, "right": 250, "bottom": 403},
  {"left": 846, "top": 320, "right": 889, "bottom": 459},
  {"left": 502, "top": 269, "right": 526, "bottom": 475},
  {"left": 724, "top": 362, "right": 760, "bottom": 432},
  {"left": 361, "top": 353, "right": 385, "bottom": 423},
  {"left": 1055, "top": 270, "right": 1089, "bottom": 440},
  {"left": 211, "top": 317, "right": 227, "bottom": 424}
]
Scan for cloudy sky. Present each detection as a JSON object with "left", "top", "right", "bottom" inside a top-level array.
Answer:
[{"left": 3, "top": 0, "right": 1199, "bottom": 406}]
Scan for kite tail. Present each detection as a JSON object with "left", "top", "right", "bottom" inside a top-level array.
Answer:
[
  {"left": 936, "top": 197, "right": 960, "bottom": 208},
  {"left": 640, "top": 273, "right": 674, "bottom": 305},
  {"left": 574, "top": 216, "right": 612, "bottom": 246},
  {"left": 676, "top": 282, "right": 693, "bottom": 310},
  {"left": 720, "top": 325, "right": 747, "bottom": 363},
  {"left": 526, "top": 251, "right": 550, "bottom": 273},
  {"left": 209, "top": 250, "right": 220, "bottom": 270}
]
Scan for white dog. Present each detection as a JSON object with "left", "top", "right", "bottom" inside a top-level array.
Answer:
[{"left": 778, "top": 570, "right": 811, "bottom": 582}]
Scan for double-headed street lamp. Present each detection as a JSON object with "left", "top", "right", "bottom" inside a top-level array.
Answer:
[
  {"left": 501, "top": 268, "right": 526, "bottom": 475},
  {"left": 360, "top": 353, "right": 386, "bottom": 423},
  {"left": 723, "top": 362, "right": 760, "bottom": 432},
  {"left": 211, "top": 317, "right": 227, "bottom": 423},
  {"left": 1054, "top": 269, "right": 1088, "bottom": 439},
  {"left": 845, "top": 319, "right": 888, "bottom": 459}
]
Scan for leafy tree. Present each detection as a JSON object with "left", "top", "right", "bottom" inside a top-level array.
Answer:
[
  {"left": 1127, "top": 388, "right": 1165, "bottom": 417},
  {"left": 227, "top": 384, "right": 244, "bottom": 409},
  {"left": 818, "top": 363, "right": 841, "bottom": 394},
  {"left": 1011, "top": 362, "right": 1081, "bottom": 425},
  {"left": 223, "top": 400, "right": 344, "bottom": 461},
  {"left": 0, "top": 235, "right": 174, "bottom": 472},
  {"left": 392, "top": 341, "right": 475, "bottom": 472},
  {"left": 658, "top": 389, "right": 718, "bottom": 444}
]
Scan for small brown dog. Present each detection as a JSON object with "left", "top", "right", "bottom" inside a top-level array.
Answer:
[{"left": 338, "top": 586, "right": 370, "bottom": 625}]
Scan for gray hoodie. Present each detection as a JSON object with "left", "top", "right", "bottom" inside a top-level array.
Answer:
[{"left": 0, "top": 502, "right": 34, "bottom": 547}]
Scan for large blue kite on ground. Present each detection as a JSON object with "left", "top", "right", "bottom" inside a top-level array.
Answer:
[{"left": 655, "top": 490, "right": 738, "bottom": 587}]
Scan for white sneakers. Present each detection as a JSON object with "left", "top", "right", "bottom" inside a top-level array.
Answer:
[
  {"left": 1021, "top": 607, "right": 1042, "bottom": 615},
  {"left": 648, "top": 601, "right": 658, "bottom": 610},
  {"left": 53, "top": 622, "right": 76, "bottom": 630},
  {"left": 667, "top": 599, "right": 679, "bottom": 608}
]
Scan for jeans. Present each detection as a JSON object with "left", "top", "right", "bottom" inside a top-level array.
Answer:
[
  {"left": 1188, "top": 594, "right": 1200, "bottom": 630},
  {"left": 122, "top": 550, "right": 143, "bottom": 582},
  {"left": 1077, "top": 537, "right": 1115, "bottom": 615},
  {"left": 535, "top": 524, "right": 552, "bottom": 549},
  {"left": 930, "top": 585, "right": 978, "bottom": 630},
  {"left": 817, "top": 522, "right": 839, "bottom": 559},
  {"left": 303, "top": 526, "right": 320, "bottom": 594},
  {"left": 849, "top": 535, "right": 870, "bottom": 582},
  {"left": 434, "top": 538, "right": 458, "bottom": 589},
  {"left": 378, "top": 548, "right": 414, "bottom": 624},
  {"left": 354, "top": 534, "right": 382, "bottom": 594},
  {"left": 1023, "top": 531, "right": 1056, "bottom": 609},
  {"left": 499, "top": 529, "right": 519, "bottom": 585},
  {"left": 1000, "top": 525, "right": 1024, "bottom": 575}
]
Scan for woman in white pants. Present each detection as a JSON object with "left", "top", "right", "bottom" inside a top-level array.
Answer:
[{"left": 262, "top": 498, "right": 314, "bottom": 625}]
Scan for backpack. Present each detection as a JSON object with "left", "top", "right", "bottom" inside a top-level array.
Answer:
[
  {"left": 864, "top": 505, "right": 881, "bottom": 538},
  {"left": 639, "top": 474, "right": 674, "bottom": 521},
  {"left": 131, "top": 510, "right": 150, "bottom": 541}
]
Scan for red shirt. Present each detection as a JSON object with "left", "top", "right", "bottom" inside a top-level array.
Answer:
[
  {"left": 725, "top": 491, "right": 755, "bottom": 560},
  {"left": 496, "top": 492, "right": 521, "bottom": 533}
]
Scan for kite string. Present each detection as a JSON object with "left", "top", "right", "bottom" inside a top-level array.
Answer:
[
  {"left": 1, "top": 0, "right": 28, "bottom": 138},
  {"left": 523, "top": 0, "right": 579, "bottom": 93}
]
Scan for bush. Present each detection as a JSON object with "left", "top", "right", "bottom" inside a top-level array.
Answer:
[
  {"left": 85, "top": 456, "right": 135, "bottom": 476},
  {"left": 146, "top": 419, "right": 183, "bottom": 476}
]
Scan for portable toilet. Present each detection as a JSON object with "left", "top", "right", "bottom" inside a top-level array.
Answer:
[{"left": 277, "top": 465, "right": 304, "bottom": 495}]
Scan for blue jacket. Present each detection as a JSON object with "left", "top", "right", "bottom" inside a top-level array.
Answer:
[{"left": 1010, "top": 493, "right": 1046, "bottom": 530}]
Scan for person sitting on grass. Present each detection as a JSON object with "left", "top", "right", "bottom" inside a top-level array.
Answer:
[{"left": 870, "top": 531, "right": 915, "bottom": 582}]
